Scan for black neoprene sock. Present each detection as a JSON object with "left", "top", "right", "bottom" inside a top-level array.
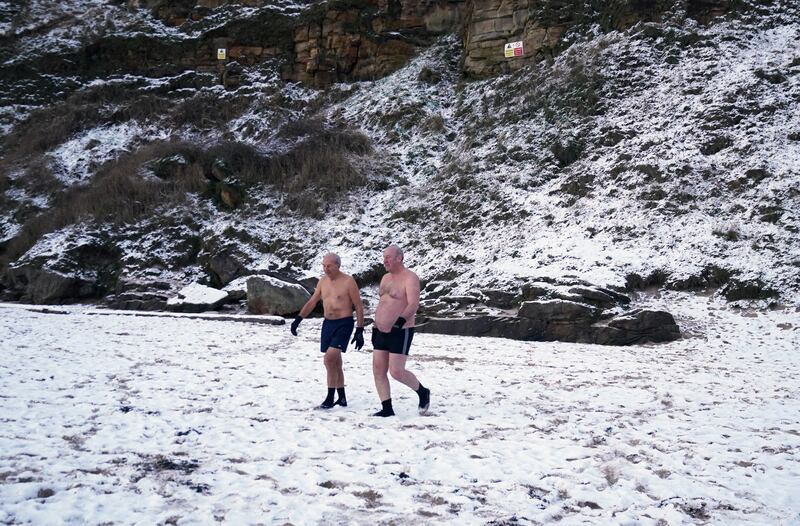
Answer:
[
  {"left": 373, "top": 398, "right": 394, "bottom": 417},
  {"left": 335, "top": 387, "right": 347, "bottom": 407},
  {"left": 416, "top": 383, "right": 430, "bottom": 412},
  {"left": 320, "top": 388, "right": 336, "bottom": 409}
]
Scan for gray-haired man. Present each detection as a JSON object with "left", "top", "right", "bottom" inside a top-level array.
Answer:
[{"left": 291, "top": 252, "right": 365, "bottom": 409}]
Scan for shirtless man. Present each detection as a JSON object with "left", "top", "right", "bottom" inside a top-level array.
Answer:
[
  {"left": 371, "top": 245, "right": 430, "bottom": 417},
  {"left": 291, "top": 253, "right": 365, "bottom": 409}
]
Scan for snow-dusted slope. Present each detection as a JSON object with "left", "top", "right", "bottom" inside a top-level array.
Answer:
[
  {"left": 325, "top": 11, "right": 800, "bottom": 300},
  {"left": 1, "top": 2, "right": 798, "bottom": 305}
]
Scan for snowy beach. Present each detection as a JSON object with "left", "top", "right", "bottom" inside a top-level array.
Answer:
[{"left": 1, "top": 295, "right": 798, "bottom": 525}]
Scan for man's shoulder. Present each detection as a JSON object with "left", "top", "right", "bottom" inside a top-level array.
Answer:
[
  {"left": 404, "top": 269, "right": 420, "bottom": 282},
  {"left": 329, "top": 273, "right": 356, "bottom": 286}
]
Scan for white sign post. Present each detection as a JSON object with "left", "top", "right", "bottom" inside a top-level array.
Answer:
[{"left": 504, "top": 41, "right": 524, "bottom": 58}]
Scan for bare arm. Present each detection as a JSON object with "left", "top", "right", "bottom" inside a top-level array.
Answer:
[
  {"left": 348, "top": 278, "right": 365, "bottom": 327},
  {"left": 298, "top": 283, "right": 322, "bottom": 318},
  {"left": 400, "top": 273, "right": 420, "bottom": 321}
]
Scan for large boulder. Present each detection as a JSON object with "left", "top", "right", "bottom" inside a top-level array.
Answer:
[
  {"left": 518, "top": 299, "right": 601, "bottom": 342},
  {"left": 519, "top": 299, "right": 601, "bottom": 323},
  {"left": 166, "top": 283, "right": 229, "bottom": 313},
  {"left": 593, "top": 309, "right": 681, "bottom": 345},
  {"left": 207, "top": 251, "right": 247, "bottom": 288},
  {"left": 105, "top": 292, "right": 169, "bottom": 311},
  {"left": 4, "top": 267, "right": 95, "bottom": 304},
  {"left": 247, "top": 275, "right": 310, "bottom": 315},
  {"left": 2, "top": 229, "right": 121, "bottom": 304}
]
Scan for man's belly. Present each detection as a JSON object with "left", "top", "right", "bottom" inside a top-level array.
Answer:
[
  {"left": 375, "top": 302, "right": 412, "bottom": 332},
  {"left": 324, "top": 305, "right": 354, "bottom": 320}
]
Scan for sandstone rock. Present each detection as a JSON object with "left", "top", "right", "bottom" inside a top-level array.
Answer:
[
  {"left": 519, "top": 283, "right": 552, "bottom": 300},
  {"left": 126, "top": 0, "right": 734, "bottom": 86},
  {"left": 284, "top": 0, "right": 461, "bottom": 86},
  {"left": 247, "top": 275, "right": 310, "bottom": 315}
]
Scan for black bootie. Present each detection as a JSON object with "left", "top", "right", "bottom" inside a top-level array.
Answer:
[{"left": 373, "top": 398, "right": 394, "bottom": 417}]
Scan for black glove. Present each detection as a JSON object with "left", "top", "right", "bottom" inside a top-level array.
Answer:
[
  {"left": 351, "top": 327, "right": 364, "bottom": 350},
  {"left": 290, "top": 316, "right": 302, "bottom": 336},
  {"left": 392, "top": 317, "right": 407, "bottom": 331}
]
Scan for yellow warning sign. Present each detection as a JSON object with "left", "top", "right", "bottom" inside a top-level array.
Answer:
[
  {"left": 217, "top": 48, "right": 227, "bottom": 60},
  {"left": 504, "top": 41, "right": 523, "bottom": 58}
]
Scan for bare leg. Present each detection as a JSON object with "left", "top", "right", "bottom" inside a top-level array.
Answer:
[
  {"left": 372, "top": 350, "right": 391, "bottom": 401},
  {"left": 389, "top": 354, "right": 430, "bottom": 414},
  {"left": 388, "top": 354, "right": 420, "bottom": 390},
  {"left": 335, "top": 360, "right": 344, "bottom": 388},
  {"left": 324, "top": 348, "right": 343, "bottom": 387}
]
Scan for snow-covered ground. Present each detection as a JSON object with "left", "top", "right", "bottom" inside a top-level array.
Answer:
[{"left": 1, "top": 293, "right": 798, "bottom": 525}]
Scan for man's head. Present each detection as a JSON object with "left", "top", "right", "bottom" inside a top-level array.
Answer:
[
  {"left": 322, "top": 252, "right": 341, "bottom": 278},
  {"left": 383, "top": 245, "right": 404, "bottom": 273}
]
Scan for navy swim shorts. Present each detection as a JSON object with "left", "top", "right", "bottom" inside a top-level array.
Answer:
[{"left": 320, "top": 316, "right": 355, "bottom": 353}]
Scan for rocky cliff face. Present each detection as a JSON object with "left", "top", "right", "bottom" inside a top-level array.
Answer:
[
  {"left": 117, "top": 0, "right": 735, "bottom": 85},
  {"left": 284, "top": 0, "right": 463, "bottom": 86},
  {"left": 119, "top": 0, "right": 463, "bottom": 87},
  {"left": 461, "top": 0, "right": 733, "bottom": 78}
]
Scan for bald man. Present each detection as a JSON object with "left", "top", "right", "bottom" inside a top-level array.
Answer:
[
  {"left": 370, "top": 245, "right": 430, "bottom": 417},
  {"left": 291, "top": 252, "right": 365, "bottom": 409}
]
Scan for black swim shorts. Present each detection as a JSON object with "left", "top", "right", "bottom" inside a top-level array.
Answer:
[{"left": 371, "top": 326, "right": 414, "bottom": 355}]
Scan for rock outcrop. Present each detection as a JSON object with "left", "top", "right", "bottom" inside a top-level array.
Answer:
[
  {"left": 418, "top": 306, "right": 680, "bottom": 345},
  {"left": 104, "top": 292, "right": 170, "bottom": 311},
  {"left": 2, "top": 232, "right": 122, "bottom": 304},
  {"left": 593, "top": 309, "right": 681, "bottom": 345},
  {"left": 246, "top": 275, "right": 311, "bottom": 315},
  {"left": 3, "top": 267, "right": 96, "bottom": 305},
  {"left": 416, "top": 278, "right": 681, "bottom": 345},
  {"left": 115, "top": 0, "right": 736, "bottom": 86},
  {"left": 461, "top": 0, "right": 728, "bottom": 78},
  {"left": 284, "top": 0, "right": 463, "bottom": 86}
]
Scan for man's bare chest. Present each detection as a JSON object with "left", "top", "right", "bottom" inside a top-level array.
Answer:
[
  {"left": 379, "top": 280, "right": 405, "bottom": 301},
  {"left": 322, "top": 283, "right": 350, "bottom": 303}
]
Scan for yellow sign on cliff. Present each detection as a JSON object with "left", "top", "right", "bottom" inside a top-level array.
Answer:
[
  {"left": 217, "top": 48, "right": 227, "bottom": 60},
  {"left": 504, "top": 41, "right": 523, "bottom": 58}
]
